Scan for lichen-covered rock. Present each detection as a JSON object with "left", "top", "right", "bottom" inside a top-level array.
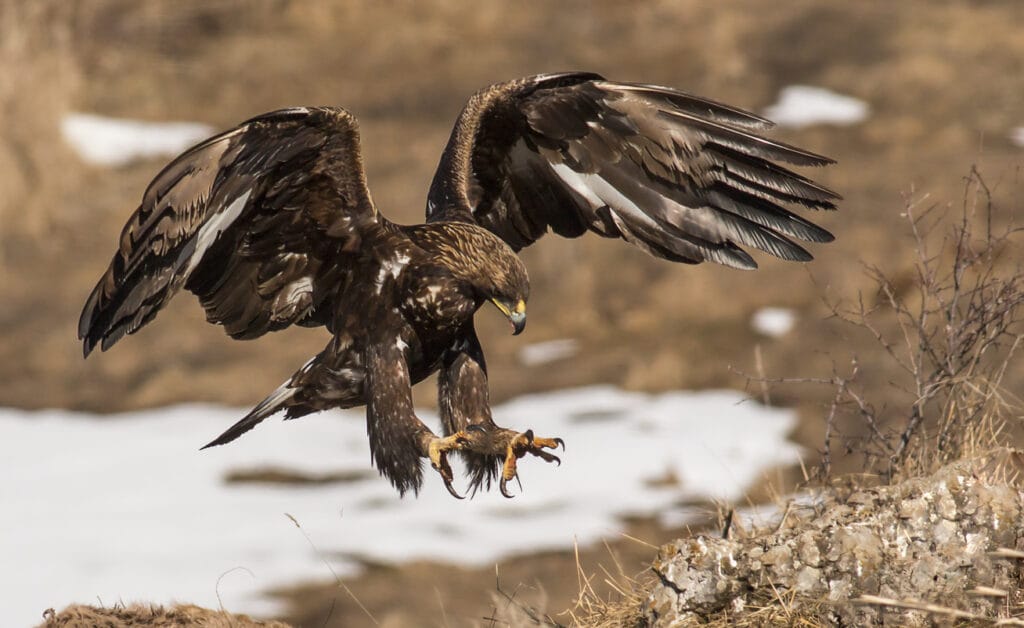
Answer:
[{"left": 646, "top": 451, "right": 1024, "bottom": 626}]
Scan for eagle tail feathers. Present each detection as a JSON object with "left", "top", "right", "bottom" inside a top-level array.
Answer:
[{"left": 200, "top": 379, "right": 297, "bottom": 449}]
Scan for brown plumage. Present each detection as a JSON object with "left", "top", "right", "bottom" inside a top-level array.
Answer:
[{"left": 79, "top": 73, "right": 839, "bottom": 498}]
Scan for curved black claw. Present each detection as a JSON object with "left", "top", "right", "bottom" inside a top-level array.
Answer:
[
  {"left": 429, "top": 437, "right": 466, "bottom": 499},
  {"left": 532, "top": 449, "right": 561, "bottom": 466},
  {"left": 497, "top": 473, "right": 524, "bottom": 497},
  {"left": 499, "top": 476, "right": 515, "bottom": 499},
  {"left": 442, "top": 475, "right": 465, "bottom": 500},
  {"left": 432, "top": 458, "right": 465, "bottom": 500},
  {"left": 555, "top": 437, "right": 566, "bottom": 451}
]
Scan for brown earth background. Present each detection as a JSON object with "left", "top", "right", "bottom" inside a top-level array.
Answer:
[{"left": 3, "top": 1, "right": 1023, "bottom": 626}]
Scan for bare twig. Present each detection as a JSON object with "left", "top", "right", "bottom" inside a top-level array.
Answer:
[{"left": 284, "top": 513, "right": 377, "bottom": 626}]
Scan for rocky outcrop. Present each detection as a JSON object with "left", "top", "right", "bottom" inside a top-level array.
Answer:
[{"left": 646, "top": 451, "right": 1024, "bottom": 626}]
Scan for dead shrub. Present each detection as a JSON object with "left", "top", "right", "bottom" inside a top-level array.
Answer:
[{"left": 826, "top": 168, "right": 1023, "bottom": 479}]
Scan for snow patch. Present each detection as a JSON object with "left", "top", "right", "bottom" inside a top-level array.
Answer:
[
  {"left": 751, "top": 307, "right": 796, "bottom": 337},
  {"left": 763, "top": 86, "right": 869, "bottom": 129},
  {"left": 517, "top": 338, "right": 579, "bottom": 366},
  {"left": 1, "top": 387, "right": 800, "bottom": 625},
  {"left": 61, "top": 112, "right": 214, "bottom": 166}
]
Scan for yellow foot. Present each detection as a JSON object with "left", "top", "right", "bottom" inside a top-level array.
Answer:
[
  {"left": 428, "top": 432, "right": 471, "bottom": 499},
  {"left": 499, "top": 429, "right": 565, "bottom": 498}
]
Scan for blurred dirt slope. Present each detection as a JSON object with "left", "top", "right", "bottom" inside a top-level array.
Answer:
[{"left": 1, "top": 0, "right": 1022, "bottom": 422}]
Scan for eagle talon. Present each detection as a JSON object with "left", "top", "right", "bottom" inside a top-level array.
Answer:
[
  {"left": 497, "top": 430, "right": 566, "bottom": 498},
  {"left": 428, "top": 434, "right": 468, "bottom": 499},
  {"left": 431, "top": 454, "right": 464, "bottom": 500}
]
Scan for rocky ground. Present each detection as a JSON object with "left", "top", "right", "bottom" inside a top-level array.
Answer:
[
  {"left": 4, "top": 1, "right": 1024, "bottom": 626},
  {"left": 648, "top": 451, "right": 1024, "bottom": 626}
]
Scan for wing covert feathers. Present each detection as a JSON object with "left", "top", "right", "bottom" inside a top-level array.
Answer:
[{"left": 426, "top": 74, "right": 839, "bottom": 269}]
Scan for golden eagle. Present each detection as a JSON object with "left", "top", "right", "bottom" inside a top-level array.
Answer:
[{"left": 79, "top": 73, "right": 838, "bottom": 498}]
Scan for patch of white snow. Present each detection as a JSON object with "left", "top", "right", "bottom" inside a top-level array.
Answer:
[
  {"left": 751, "top": 307, "right": 796, "bottom": 337},
  {"left": 61, "top": 113, "right": 214, "bottom": 166},
  {"left": 517, "top": 338, "right": 580, "bottom": 366},
  {"left": 1, "top": 386, "right": 800, "bottom": 625},
  {"left": 763, "top": 86, "right": 869, "bottom": 129}
]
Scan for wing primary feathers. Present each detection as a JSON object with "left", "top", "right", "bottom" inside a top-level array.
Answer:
[
  {"left": 705, "top": 187, "right": 835, "bottom": 243},
  {"left": 706, "top": 142, "right": 841, "bottom": 207},
  {"left": 562, "top": 156, "right": 814, "bottom": 263},
  {"left": 712, "top": 163, "right": 836, "bottom": 210},
  {"left": 657, "top": 109, "right": 836, "bottom": 167},
  {"left": 610, "top": 81, "right": 775, "bottom": 130}
]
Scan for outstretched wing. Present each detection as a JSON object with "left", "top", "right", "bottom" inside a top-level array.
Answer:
[
  {"left": 426, "top": 72, "right": 839, "bottom": 269},
  {"left": 79, "top": 107, "right": 378, "bottom": 356}
]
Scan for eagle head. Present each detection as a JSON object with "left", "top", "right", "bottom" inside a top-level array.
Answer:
[{"left": 433, "top": 223, "right": 530, "bottom": 335}]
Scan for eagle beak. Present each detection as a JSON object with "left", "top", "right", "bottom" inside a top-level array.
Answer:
[{"left": 491, "top": 298, "right": 527, "bottom": 335}]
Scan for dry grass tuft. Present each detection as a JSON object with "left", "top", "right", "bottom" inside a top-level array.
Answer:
[
  {"left": 699, "top": 588, "right": 837, "bottom": 628},
  {"left": 39, "top": 602, "right": 292, "bottom": 627},
  {"left": 563, "top": 539, "right": 654, "bottom": 628}
]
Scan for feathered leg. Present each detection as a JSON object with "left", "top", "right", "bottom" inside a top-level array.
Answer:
[
  {"left": 439, "top": 327, "right": 564, "bottom": 497},
  {"left": 438, "top": 333, "right": 503, "bottom": 494},
  {"left": 365, "top": 341, "right": 468, "bottom": 497}
]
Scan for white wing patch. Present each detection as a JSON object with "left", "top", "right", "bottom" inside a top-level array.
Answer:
[
  {"left": 549, "top": 163, "right": 670, "bottom": 235},
  {"left": 548, "top": 162, "right": 605, "bottom": 210},
  {"left": 247, "top": 373, "right": 298, "bottom": 419},
  {"left": 550, "top": 161, "right": 720, "bottom": 243},
  {"left": 180, "top": 189, "right": 252, "bottom": 277}
]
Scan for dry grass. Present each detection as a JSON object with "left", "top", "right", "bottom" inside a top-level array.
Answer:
[
  {"left": 564, "top": 538, "right": 655, "bottom": 628},
  {"left": 466, "top": 538, "right": 656, "bottom": 627},
  {"left": 39, "top": 602, "right": 292, "bottom": 627}
]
